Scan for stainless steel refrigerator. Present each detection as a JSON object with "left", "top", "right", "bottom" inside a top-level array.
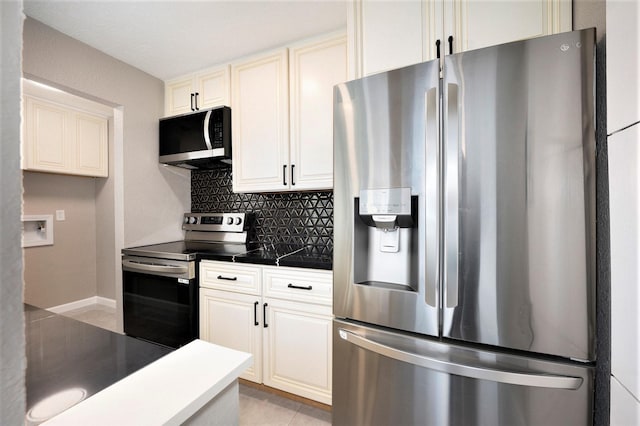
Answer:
[{"left": 332, "top": 28, "right": 596, "bottom": 425}]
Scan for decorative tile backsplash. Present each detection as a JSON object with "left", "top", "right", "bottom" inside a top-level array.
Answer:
[{"left": 191, "top": 164, "right": 333, "bottom": 253}]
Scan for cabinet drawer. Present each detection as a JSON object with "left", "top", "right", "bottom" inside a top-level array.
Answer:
[
  {"left": 263, "top": 266, "right": 332, "bottom": 305},
  {"left": 200, "top": 261, "right": 261, "bottom": 295}
]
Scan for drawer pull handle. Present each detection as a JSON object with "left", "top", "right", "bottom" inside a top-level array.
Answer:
[
  {"left": 217, "top": 275, "right": 238, "bottom": 281},
  {"left": 288, "top": 283, "right": 313, "bottom": 290}
]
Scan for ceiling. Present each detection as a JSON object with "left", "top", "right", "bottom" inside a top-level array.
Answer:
[{"left": 23, "top": 0, "right": 348, "bottom": 81}]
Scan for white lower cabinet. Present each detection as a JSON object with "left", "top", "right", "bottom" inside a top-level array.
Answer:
[
  {"left": 262, "top": 298, "right": 332, "bottom": 404},
  {"left": 199, "top": 287, "right": 263, "bottom": 383},
  {"left": 199, "top": 260, "right": 332, "bottom": 405}
]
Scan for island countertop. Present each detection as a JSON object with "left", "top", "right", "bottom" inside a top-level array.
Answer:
[
  {"left": 25, "top": 304, "right": 172, "bottom": 424},
  {"left": 25, "top": 305, "right": 252, "bottom": 425}
]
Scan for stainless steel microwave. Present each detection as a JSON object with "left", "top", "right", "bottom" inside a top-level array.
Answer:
[{"left": 159, "top": 106, "right": 231, "bottom": 169}]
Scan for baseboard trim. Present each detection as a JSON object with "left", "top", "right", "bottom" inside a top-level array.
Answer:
[
  {"left": 48, "top": 296, "right": 116, "bottom": 313},
  {"left": 238, "top": 379, "right": 332, "bottom": 411}
]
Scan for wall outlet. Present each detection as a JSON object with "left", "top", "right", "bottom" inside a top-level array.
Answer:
[{"left": 55, "top": 210, "right": 65, "bottom": 221}]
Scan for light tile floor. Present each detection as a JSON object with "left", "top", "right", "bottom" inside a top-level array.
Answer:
[
  {"left": 62, "top": 304, "right": 332, "bottom": 425},
  {"left": 239, "top": 383, "right": 331, "bottom": 426},
  {"left": 61, "top": 303, "right": 118, "bottom": 332}
]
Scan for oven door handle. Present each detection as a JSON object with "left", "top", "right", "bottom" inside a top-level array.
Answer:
[{"left": 123, "top": 259, "right": 189, "bottom": 275}]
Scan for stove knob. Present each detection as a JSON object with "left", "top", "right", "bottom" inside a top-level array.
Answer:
[
  {"left": 189, "top": 216, "right": 197, "bottom": 224},
  {"left": 226, "top": 217, "right": 234, "bottom": 225},
  {"left": 235, "top": 217, "right": 243, "bottom": 225},
  {"left": 184, "top": 216, "right": 190, "bottom": 224}
]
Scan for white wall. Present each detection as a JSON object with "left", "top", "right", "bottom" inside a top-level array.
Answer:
[{"left": 0, "top": 1, "right": 25, "bottom": 423}]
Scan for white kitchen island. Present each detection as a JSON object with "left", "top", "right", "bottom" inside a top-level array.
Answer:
[{"left": 41, "top": 339, "right": 252, "bottom": 426}]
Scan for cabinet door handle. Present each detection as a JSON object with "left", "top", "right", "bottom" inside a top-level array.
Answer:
[
  {"left": 436, "top": 39, "right": 441, "bottom": 59},
  {"left": 194, "top": 92, "right": 199, "bottom": 110},
  {"left": 190, "top": 93, "right": 195, "bottom": 111},
  {"left": 291, "top": 164, "right": 295, "bottom": 186},
  {"left": 288, "top": 283, "right": 312, "bottom": 290},
  {"left": 263, "top": 303, "right": 269, "bottom": 328},
  {"left": 283, "top": 165, "right": 288, "bottom": 186},
  {"left": 217, "top": 275, "right": 237, "bottom": 281},
  {"left": 448, "top": 36, "right": 454, "bottom": 55},
  {"left": 254, "top": 301, "right": 259, "bottom": 326}
]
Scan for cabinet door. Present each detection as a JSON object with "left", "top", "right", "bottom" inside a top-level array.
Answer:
[
  {"left": 165, "top": 76, "right": 195, "bottom": 116},
  {"left": 232, "top": 49, "right": 290, "bottom": 193},
  {"left": 358, "top": 0, "right": 426, "bottom": 76},
  {"left": 263, "top": 298, "right": 332, "bottom": 404},
  {"left": 74, "top": 111, "right": 108, "bottom": 177},
  {"left": 195, "top": 66, "right": 230, "bottom": 110},
  {"left": 199, "top": 288, "right": 262, "bottom": 383},
  {"left": 289, "top": 34, "right": 347, "bottom": 190},
  {"left": 444, "top": 0, "right": 572, "bottom": 54},
  {"left": 23, "top": 96, "right": 69, "bottom": 173}
]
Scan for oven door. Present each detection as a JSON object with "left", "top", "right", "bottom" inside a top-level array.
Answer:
[{"left": 122, "top": 256, "right": 198, "bottom": 348}]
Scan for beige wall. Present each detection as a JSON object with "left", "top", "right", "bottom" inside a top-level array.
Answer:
[
  {"left": 22, "top": 172, "right": 99, "bottom": 307},
  {"left": 574, "top": 0, "right": 606, "bottom": 42},
  {"left": 22, "top": 18, "right": 191, "bottom": 313},
  {"left": 22, "top": 16, "right": 190, "bottom": 248}
]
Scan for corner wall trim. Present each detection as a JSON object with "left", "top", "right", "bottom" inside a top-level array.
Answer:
[{"left": 47, "top": 296, "right": 116, "bottom": 314}]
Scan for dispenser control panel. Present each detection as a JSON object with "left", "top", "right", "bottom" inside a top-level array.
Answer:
[{"left": 359, "top": 188, "right": 412, "bottom": 216}]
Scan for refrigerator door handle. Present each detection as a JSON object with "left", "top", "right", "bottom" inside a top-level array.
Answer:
[
  {"left": 444, "top": 82, "right": 460, "bottom": 308},
  {"left": 338, "top": 328, "right": 584, "bottom": 390},
  {"left": 425, "top": 86, "right": 439, "bottom": 308}
]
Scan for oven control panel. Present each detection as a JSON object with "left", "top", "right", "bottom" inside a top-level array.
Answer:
[{"left": 182, "top": 212, "right": 247, "bottom": 233}]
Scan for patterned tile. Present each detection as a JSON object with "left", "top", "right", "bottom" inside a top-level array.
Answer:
[{"left": 192, "top": 166, "right": 333, "bottom": 255}]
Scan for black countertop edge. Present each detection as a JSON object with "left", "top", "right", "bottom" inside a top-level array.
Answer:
[
  {"left": 278, "top": 257, "right": 332, "bottom": 270},
  {"left": 197, "top": 251, "right": 333, "bottom": 270}
]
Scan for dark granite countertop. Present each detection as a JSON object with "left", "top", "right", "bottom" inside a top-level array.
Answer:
[
  {"left": 25, "top": 304, "right": 172, "bottom": 423},
  {"left": 198, "top": 243, "right": 333, "bottom": 270}
]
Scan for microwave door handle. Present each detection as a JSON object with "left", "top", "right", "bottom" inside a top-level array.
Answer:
[
  {"left": 123, "top": 259, "right": 188, "bottom": 275},
  {"left": 203, "top": 110, "right": 213, "bottom": 150}
]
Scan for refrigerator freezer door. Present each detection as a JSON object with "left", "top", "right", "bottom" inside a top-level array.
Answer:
[
  {"left": 333, "top": 319, "right": 594, "bottom": 426},
  {"left": 442, "top": 29, "right": 597, "bottom": 361},
  {"left": 333, "top": 59, "right": 441, "bottom": 336}
]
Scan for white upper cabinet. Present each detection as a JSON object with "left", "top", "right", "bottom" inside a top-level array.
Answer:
[
  {"left": 165, "top": 65, "right": 230, "bottom": 116},
  {"left": 232, "top": 32, "right": 347, "bottom": 193},
  {"left": 349, "top": 0, "right": 572, "bottom": 78},
  {"left": 289, "top": 34, "right": 347, "bottom": 190},
  {"left": 22, "top": 80, "right": 110, "bottom": 178},
  {"left": 231, "top": 49, "right": 290, "bottom": 193}
]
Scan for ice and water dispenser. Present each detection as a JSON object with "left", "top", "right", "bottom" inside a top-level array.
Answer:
[{"left": 353, "top": 187, "right": 419, "bottom": 292}]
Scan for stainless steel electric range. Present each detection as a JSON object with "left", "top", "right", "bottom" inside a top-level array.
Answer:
[{"left": 121, "top": 212, "right": 255, "bottom": 348}]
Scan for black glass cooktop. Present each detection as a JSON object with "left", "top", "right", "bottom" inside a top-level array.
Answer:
[{"left": 121, "top": 240, "right": 260, "bottom": 261}]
